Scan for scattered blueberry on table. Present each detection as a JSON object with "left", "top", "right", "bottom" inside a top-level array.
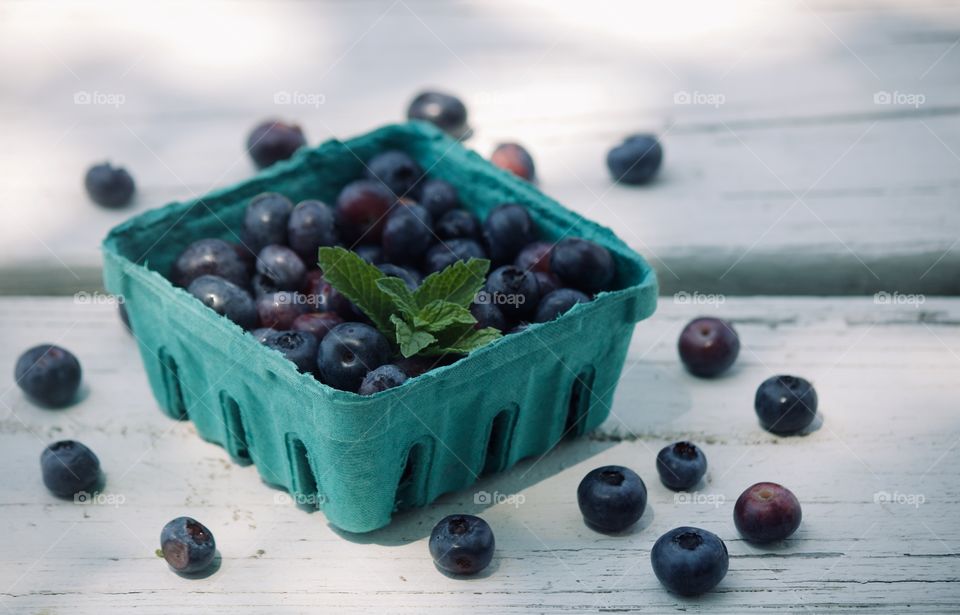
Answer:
[
  {"left": 577, "top": 465, "right": 647, "bottom": 532},
  {"left": 754, "top": 374, "right": 818, "bottom": 434},
  {"left": 490, "top": 142, "right": 535, "bottom": 181},
  {"left": 41, "top": 440, "right": 100, "bottom": 498},
  {"left": 15, "top": 344, "right": 82, "bottom": 408},
  {"left": 734, "top": 482, "right": 802, "bottom": 543},
  {"left": 246, "top": 120, "right": 306, "bottom": 169},
  {"left": 656, "top": 441, "right": 708, "bottom": 491},
  {"left": 678, "top": 316, "right": 740, "bottom": 378},
  {"left": 160, "top": 517, "right": 217, "bottom": 575},
  {"left": 84, "top": 162, "right": 135, "bottom": 208},
  {"left": 428, "top": 514, "right": 495, "bottom": 575},
  {"left": 606, "top": 134, "right": 663, "bottom": 185},
  {"left": 651, "top": 526, "right": 728, "bottom": 595},
  {"left": 407, "top": 90, "right": 469, "bottom": 137}
]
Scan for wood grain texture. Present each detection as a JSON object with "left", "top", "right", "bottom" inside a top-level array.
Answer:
[
  {"left": 1, "top": 0, "right": 958, "bottom": 294},
  {"left": 1, "top": 296, "right": 959, "bottom": 613}
]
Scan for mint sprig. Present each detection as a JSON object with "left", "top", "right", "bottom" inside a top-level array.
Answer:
[{"left": 317, "top": 247, "right": 502, "bottom": 358}]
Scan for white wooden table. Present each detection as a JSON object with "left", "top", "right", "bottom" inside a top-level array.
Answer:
[
  {"left": 2, "top": 297, "right": 959, "bottom": 613},
  {"left": 2, "top": 0, "right": 959, "bottom": 294}
]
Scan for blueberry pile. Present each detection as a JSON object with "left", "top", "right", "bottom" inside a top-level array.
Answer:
[{"left": 170, "top": 149, "right": 618, "bottom": 393}]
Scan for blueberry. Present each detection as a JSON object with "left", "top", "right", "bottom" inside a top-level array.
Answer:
[
  {"left": 256, "top": 245, "right": 306, "bottom": 291},
  {"left": 15, "top": 345, "right": 82, "bottom": 408},
  {"left": 244, "top": 192, "right": 294, "bottom": 252},
  {"left": 288, "top": 199, "right": 338, "bottom": 262},
  {"left": 423, "top": 239, "right": 486, "bottom": 274},
  {"left": 407, "top": 91, "right": 468, "bottom": 136},
  {"left": 678, "top": 317, "right": 740, "bottom": 378},
  {"left": 754, "top": 375, "right": 818, "bottom": 435},
  {"left": 171, "top": 238, "right": 250, "bottom": 289},
  {"left": 187, "top": 275, "right": 258, "bottom": 329},
  {"left": 263, "top": 330, "right": 318, "bottom": 373},
  {"left": 365, "top": 150, "right": 423, "bottom": 199},
  {"left": 317, "top": 323, "right": 392, "bottom": 392},
  {"left": 607, "top": 134, "right": 662, "bottom": 185},
  {"left": 482, "top": 204, "right": 537, "bottom": 266},
  {"left": 377, "top": 264, "right": 422, "bottom": 290},
  {"left": 577, "top": 465, "right": 647, "bottom": 532},
  {"left": 428, "top": 514, "right": 495, "bottom": 576},
  {"left": 490, "top": 143, "right": 535, "bottom": 181},
  {"left": 382, "top": 204, "right": 434, "bottom": 265},
  {"left": 251, "top": 327, "right": 276, "bottom": 343},
  {"left": 41, "top": 440, "right": 99, "bottom": 498},
  {"left": 435, "top": 209, "right": 480, "bottom": 240},
  {"left": 550, "top": 238, "right": 615, "bottom": 293},
  {"left": 515, "top": 241, "right": 553, "bottom": 273},
  {"left": 470, "top": 302, "right": 507, "bottom": 332},
  {"left": 534, "top": 271, "right": 561, "bottom": 298},
  {"left": 335, "top": 180, "right": 395, "bottom": 244},
  {"left": 418, "top": 179, "right": 460, "bottom": 220},
  {"left": 483, "top": 265, "right": 539, "bottom": 321},
  {"left": 358, "top": 364, "right": 408, "bottom": 395},
  {"left": 354, "top": 244, "right": 385, "bottom": 264},
  {"left": 301, "top": 271, "right": 353, "bottom": 317},
  {"left": 84, "top": 162, "right": 134, "bottom": 208},
  {"left": 160, "top": 517, "right": 217, "bottom": 574},
  {"left": 650, "top": 527, "right": 728, "bottom": 596},
  {"left": 533, "top": 288, "right": 589, "bottom": 323},
  {"left": 292, "top": 311, "right": 344, "bottom": 343},
  {"left": 250, "top": 273, "right": 281, "bottom": 297},
  {"left": 246, "top": 120, "right": 306, "bottom": 169},
  {"left": 656, "top": 442, "right": 707, "bottom": 491},
  {"left": 734, "top": 482, "right": 802, "bottom": 543},
  {"left": 256, "top": 292, "right": 308, "bottom": 329}
]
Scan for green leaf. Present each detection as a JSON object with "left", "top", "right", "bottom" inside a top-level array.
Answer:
[
  {"left": 414, "top": 300, "right": 477, "bottom": 333},
  {"left": 317, "top": 247, "right": 395, "bottom": 332},
  {"left": 376, "top": 277, "right": 419, "bottom": 319},
  {"left": 391, "top": 314, "right": 437, "bottom": 358},
  {"left": 414, "top": 258, "right": 489, "bottom": 309},
  {"left": 422, "top": 326, "right": 502, "bottom": 355}
]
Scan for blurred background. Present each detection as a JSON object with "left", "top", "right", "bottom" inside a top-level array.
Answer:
[{"left": 1, "top": 0, "right": 958, "bottom": 295}]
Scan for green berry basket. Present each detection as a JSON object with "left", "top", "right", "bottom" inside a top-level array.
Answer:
[{"left": 101, "top": 121, "right": 658, "bottom": 533}]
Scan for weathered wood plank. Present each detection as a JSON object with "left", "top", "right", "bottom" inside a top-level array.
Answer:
[
  {"left": 0, "top": 297, "right": 958, "bottom": 612},
  {"left": 1, "top": 1, "right": 959, "bottom": 294}
]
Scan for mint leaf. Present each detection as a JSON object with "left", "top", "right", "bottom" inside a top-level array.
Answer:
[
  {"left": 391, "top": 314, "right": 436, "bottom": 358},
  {"left": 376, "top": 277, "right": 419, "bottom": 319},
  {"left": 414, "top": 258, "right": 489, "bottom": 309},
  {"left": 423, "top": 326, "right": 502, "bottom": 355},
  {"left": 414, "top": 300, "right": 477, "bottom": 333},
  {"left": 317, "top": 247, "right": 395, "bottom": 332}
]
